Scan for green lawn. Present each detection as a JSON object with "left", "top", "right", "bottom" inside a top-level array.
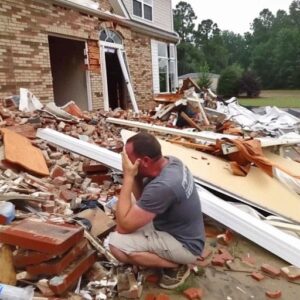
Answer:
[{"left": 238, "top": 90, "right": 300, "bottom": 108}]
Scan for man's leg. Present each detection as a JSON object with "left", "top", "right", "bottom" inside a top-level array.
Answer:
[{"left": 110, "top": 244, "right": 178, "bottom": 268}]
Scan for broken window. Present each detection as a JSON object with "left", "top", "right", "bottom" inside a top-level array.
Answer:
[
  {"left": 158, "top": 42, "right": 177, "bottom": 93},
  {"left": 100, "top": 29, "right": 123, "bottom": 45},
  {"left": 133, "top": 0, "right": 153, "bottom": 21}
]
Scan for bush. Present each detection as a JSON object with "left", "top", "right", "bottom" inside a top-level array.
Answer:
[
  {"left": 197, "top": 63, "right": 212, "bottom": 89},
  {"left": 217, "top": 64, "right": 243, "bottom": 97},
  {"left": 238, "top": 71, "right": 261, "bottom": 97}
]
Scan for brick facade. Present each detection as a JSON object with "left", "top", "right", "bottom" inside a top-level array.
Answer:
[{"left": 0, "top": 0, "right": 154, "bottom": 110}]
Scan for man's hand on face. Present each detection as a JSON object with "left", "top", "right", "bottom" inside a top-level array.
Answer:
[{"left": 122, "top": 148, "right": 140, "bottom": 178}]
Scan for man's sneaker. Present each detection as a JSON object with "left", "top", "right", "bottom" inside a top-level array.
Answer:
[{"left": 159, "top": 265, "right": 190, "bottom": 289}]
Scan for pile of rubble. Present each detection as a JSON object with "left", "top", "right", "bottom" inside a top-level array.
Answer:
[{"left": 0, "top": 85, "right": 300, "bottom": 299}]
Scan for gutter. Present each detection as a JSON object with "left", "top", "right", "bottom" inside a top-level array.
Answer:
[{"left": 50, "top": 0, "right": 179, "bottom": 43}]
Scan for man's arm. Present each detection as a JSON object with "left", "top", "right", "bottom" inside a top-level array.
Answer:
[
  {"left": 116, "top": 151, "right": 155, "bottom": 233},
  {"left": 132, "top": 175, "right": 143, "bottom": 201}
]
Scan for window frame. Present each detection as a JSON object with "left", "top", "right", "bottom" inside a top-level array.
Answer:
[
  {"left": 157, "top": 42, "right": 177, "bottom": 93},
  {"left": 132, "top": 0, "right": 153, "bottom": 22}
]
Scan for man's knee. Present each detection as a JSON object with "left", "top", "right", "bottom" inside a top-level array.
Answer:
[{"left": 109, "top": 244, "right": 130, "bottom": 263}]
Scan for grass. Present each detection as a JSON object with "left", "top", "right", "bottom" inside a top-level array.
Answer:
[{"left": 238, "top": 90, "right": 300, "bottom": 108}]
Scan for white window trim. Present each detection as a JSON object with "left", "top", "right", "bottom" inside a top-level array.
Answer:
[
  {"left": 132, "top": 0, "right": 153, "bottom": 22},
  {"left": 157, "top": 42, "right": 177, "bottom": 94}
]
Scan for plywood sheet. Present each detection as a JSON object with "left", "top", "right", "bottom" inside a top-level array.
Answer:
[
  {"left": 76, "top": 208, "right": 116, "bottom": 237},
  {"left": 122, "top": 130, "right": 300, "bottom": 223},
  {"left": 1, "top": 128, "right": 49, "bottom": 176}
]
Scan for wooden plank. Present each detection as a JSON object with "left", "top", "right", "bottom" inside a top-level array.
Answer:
[
  {"left": 75, "top": 208, "right": 115, "bottom": 237},
  {"left": 121, "top": 129, "right": 300, "bottom": 224},
  {"left": 1, "top": 128, "right": 49, "bottom": 176}
]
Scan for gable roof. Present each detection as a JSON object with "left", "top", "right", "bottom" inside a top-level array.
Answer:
[{"left": 51, "top": 0, "right": 179, "bottom": 42}]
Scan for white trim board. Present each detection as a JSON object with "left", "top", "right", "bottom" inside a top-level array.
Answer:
[
  {"left": 36, "top": 128, "right": 300, "bottom": 266},
  {"left": 108, "top": 117, "right": 300, "bottom": 153},
  {"left": 36, "top": 128, "right": 122, "bottom": 171},
  {"left": 197, "top": 184, "right": 300, "bottom": 267},
  {"left": 107, "top": 117, "right": 237, "bottom": 143}
]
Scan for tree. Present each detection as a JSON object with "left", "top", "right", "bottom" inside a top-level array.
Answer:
[
  {"left": 238, "top": 71, "right": 261, "bottom": 97},
  {"left": 173, "top": 1, "right": 197, "bottom": 42},
  {"left": 197, "top": 63, "right": 212, "bottom": 89},
  {"left": 290, "top": 0, "right": 300, "bottom": 26},
  {"left": 217, "top": 64, "right": 243, "bottom": 97}
]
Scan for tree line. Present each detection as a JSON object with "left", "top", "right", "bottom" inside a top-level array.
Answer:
[{"left": 174, "top": 0, "right": 300, "bottom": 91}]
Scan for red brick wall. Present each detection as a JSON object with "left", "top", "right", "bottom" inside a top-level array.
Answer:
[{"left": 0, "top": 0, "right": 154, "bottom": 110}]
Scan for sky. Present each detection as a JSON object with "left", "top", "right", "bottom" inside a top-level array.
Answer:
[{"left": 172, "top": 0, "right": 292, "bottom": 34}]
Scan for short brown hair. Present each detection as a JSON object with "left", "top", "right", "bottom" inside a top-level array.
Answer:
[{"left": 126, "top": 132, "right": 162, "bottom": 159}]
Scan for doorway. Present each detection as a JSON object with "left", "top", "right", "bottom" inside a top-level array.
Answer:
[
  {"left": 105, "top": 50, "right": 127, "bottom": 110},
  {"left": 48, "top": 36, "right": 89, "bottom": 110}
]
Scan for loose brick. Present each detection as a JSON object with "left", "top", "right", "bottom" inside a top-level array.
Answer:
[
  {"left": 146, "top": 274, "right": 160, "bottom": 284},
  {"left": 261, "top": 264, "right": 281, "bottom": 277},
  {"left": 0, "top": 219, "right": 84, "bottom": 255},
  {"left": 50, "top": 165, "right": 65, "bottom": 178},
  {"left": 49, "top": 250, "right": 97, "bottom": 295},
  {"left": 211, "top": 255, "right": 225, "bottom": 267},
  {"left": 265, "top": 290, "right": 282, "bottom": 299},
  {"left": 26, "top": 239, "right": 88, "bottom": 276},
  {"left": 218, "top": 248, "right": 234, "bottom": 261},
  {"left": 13, "top": 249, "right": 56, "bottom": 268},
  {"left": 183, "top": 287, "right": 203, "bottom": 299},
  {"left": 251, "top": 272, "right": 265, "bottom": 281},
  {"left": 60, "top": 189, "right": 77, "bottom": 202},
  {"left": 145, "top": 294, "right": 156, "bottom": 300},
  {"left": 281, "top": 266, "right": 300, "bottom": 281}
]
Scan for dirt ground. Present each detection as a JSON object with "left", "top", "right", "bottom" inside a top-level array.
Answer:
[{"left": 140, "top": 233, "right": 300, "bottom": 300}]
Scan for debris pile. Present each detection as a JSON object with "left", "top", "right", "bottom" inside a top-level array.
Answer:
[{"left": 1, "top": 87, "right": 300, "bottom": 299}]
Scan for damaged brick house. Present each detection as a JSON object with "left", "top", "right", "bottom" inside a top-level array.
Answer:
[{"left": 0, "top": 0, "right": 179, "bottom": 111}]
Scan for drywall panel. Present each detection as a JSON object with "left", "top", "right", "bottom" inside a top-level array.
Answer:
[{"left": 121, "top": 129, "right": 300, "bottom": 223}]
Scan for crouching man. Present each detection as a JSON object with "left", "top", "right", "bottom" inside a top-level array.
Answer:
[{"left": 109, "top": 132, "right": 205, "bottom": 289}]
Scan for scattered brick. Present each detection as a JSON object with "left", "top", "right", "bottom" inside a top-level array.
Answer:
[
  {"left": 26, "top": 239, "right": 88, "bottom": 276},
  {"left": 251, "top": 272, "right": 265, "bottom": 281},
  {"left": 156, "top": 294, "right": 170, "bottom": 300},
  {"left": 183, "top": 287, "right": 203, "bottom": 299},
  {"left": 265, "top": 290, "right": 282, "bottom": 299},
  {"left": 50, "top": 165, "right": 65, "bottom": 178},
  {"left": 211, "top": 255, "right": 225, "bottom": 267},
  {"left": 0, "top": 219, "right": 84, "bottom": 255},
  {"left": 49, "top": 250, "right": 97, "bottom": 295},
  {"left": 218, "top": 248, "right": 234, "bottom": 261},
  {"left": 261, "top": 264, "right": 281, "bottom": 277},
  {"left": 281, "top": 266, "right": 300, "bottom": 281},
  {"left": 60, "top": 189, "right": 77, "bottom": 202},
  {"left": 146, "top": 274, "right": 160, "bottom": 284},
  {"left": 145, "top": 294, "right": 156, "bottom": 300},
  {"left": 13, "top": 249, "right": 56, "bottom": 268},
  {"left": 217, "top": 229, "right": 234, "bottom": 245}
]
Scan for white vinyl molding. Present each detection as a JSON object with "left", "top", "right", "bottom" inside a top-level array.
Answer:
[
  {"left": 37, "top": 128, "right": 300, "bottom": 266},
  {"left": 197, "top": 183, "right": 300, "bottom": 267}
]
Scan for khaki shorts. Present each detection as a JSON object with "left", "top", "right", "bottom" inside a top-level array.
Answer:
[{"left": 109, "top": 223, "right": 198, "bottom": 264}]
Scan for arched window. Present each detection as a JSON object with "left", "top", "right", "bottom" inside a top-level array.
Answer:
[{"left": 99, "top": 29, "right": 123, "bottom": 44}]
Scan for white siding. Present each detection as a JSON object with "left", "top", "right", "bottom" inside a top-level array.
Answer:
[
  {"left": 123, "top": 0, "right": 173, "bottom": 32},
  {"left": 151, "top": 40, "right": 160, "bottom": 93}
]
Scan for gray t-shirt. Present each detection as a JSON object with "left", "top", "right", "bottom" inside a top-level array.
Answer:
[{"left": 137, "top": 156, "right": 205, "bottom": 255}]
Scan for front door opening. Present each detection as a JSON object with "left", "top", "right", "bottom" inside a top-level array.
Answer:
[
  {"left": 48, "top": 36, "right": 88, "bottom": 110},
  {"left": 105, "top": 50, "right": 128, "bottom": 110}
]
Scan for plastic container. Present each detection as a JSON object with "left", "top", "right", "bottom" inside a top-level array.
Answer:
[
  {"left": 0, "top": 202, "right": 15, "bottom": 224},
  {"left": 0, "top": 284, "right": 34, "bottom": 300}
]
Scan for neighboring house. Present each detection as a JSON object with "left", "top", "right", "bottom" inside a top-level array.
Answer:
[
  {"left": 0, "top": 0, "right": 179, "bottom": 111},
  {"left": 178, "top": 73, "right": 220, "bottom": 92}
]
